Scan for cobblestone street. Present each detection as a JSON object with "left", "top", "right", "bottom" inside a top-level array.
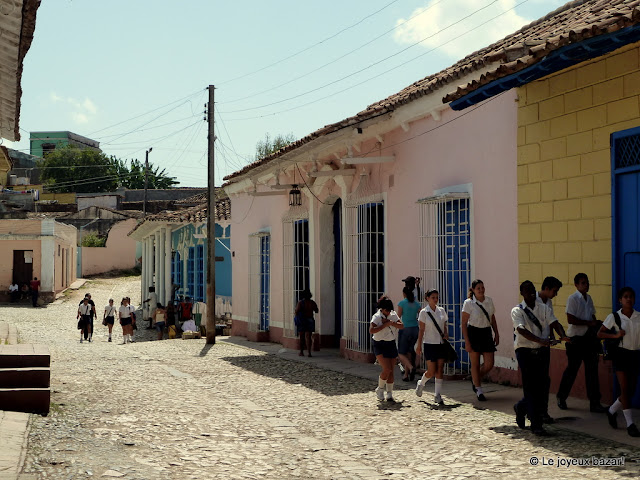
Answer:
[{"left": 3, "top": 276, "right": 640, "bottom": 479}]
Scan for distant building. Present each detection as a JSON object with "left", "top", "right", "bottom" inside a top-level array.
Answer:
[{"left": 30, "top": 131, "right": 100, "bottom": 157}]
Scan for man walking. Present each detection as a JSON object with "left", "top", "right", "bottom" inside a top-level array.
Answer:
[
  {"left": 30, "top": 277, "right": 40, "bottom": 307},
  {"left": 556, "top": 273, "right": 607, "bottom": 413}
]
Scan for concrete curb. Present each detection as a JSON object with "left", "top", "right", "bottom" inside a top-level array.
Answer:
[{"left": 0, "top": 410, "right": 31, "bottom": 480}]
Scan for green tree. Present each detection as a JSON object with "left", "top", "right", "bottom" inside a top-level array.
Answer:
[
  {"left": 255, "top": 132, "right": 296, "bottom": 161},
  {"left": 39, "top": 145, "right": 178, "bottom": 193}
]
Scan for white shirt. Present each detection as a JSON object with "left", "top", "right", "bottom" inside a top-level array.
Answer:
[
  {"left": 9, "top": 283, "right": 18, "bottom": 292},
  {"left": 370, "top": 309, "right": 401, "bottom": 342},
  {"left": 603, "top": 309, "right": 640, "bottom": 351},
  {"left": 565, "top": 290, "right": 595, "bottom": 337},
  {"left": 104, "top": 305, "right": 116, "bottom": 317},
  {"left": 536, "top": 292, "right": 554, "bottom": 315},
  {"left": 462, "top": 297, "right": 494, "bottom": 328},
  {"left": 78, "top": 303, "right": 92, "bottom": 316},
  {"left": 119, "top": 305, "right": 130, "bottom": 318},
  {"left": 418, "top": 305, "right": 448, "bottom": 345},
  {"left": 512, "top": 301, "right": 558, "bottom": 350}
]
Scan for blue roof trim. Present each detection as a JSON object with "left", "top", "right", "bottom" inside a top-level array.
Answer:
[{"left": 450, "top": 24, "right": 640, "bottom": 111}]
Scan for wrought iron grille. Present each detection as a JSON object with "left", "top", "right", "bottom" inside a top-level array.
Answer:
[
  {"left": 418, "top": 193, "right": 471, "bottom": 375},
  {"left": 614, "top": 133, "right": 640, "bottom": 169},
  {"left": 283, "top": 213, "right": 310, "bottom": 338},
  {"left": 249, "top": 233, "right": 270, "bottom": 332},
  {"left": 344, "top": 201, "right": 385, "bottom": 353}
]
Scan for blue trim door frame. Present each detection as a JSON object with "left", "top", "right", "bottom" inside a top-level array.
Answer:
[{"left": 611, "top": 126, "right": 640, "bottom": 310}]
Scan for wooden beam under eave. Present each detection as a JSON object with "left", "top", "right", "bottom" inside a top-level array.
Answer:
[
  {"left": 342, "top": 156, "right": 395, "bottom": 165},
  {"left": 309, "top": 168, "right": 357, "bottom": 178}
]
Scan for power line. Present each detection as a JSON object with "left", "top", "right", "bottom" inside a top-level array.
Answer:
[
  {"left": 219, "top": 0, "right": 501, "bottom": 114},
  {"left": 220, "top": 0, "right": 447, "bottom": 105},
  {"left": 86, "top": 89, "right": 205, "bottom": 136},
  {"left": 217, "top": 0, "right": 402, "bottom": 86},
  {"left": 222, "top": 0, "right": 529, "bottom": 122}
]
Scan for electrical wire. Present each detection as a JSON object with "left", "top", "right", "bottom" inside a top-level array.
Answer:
[
  {"left": 221, "top": 0, "right": 447, "bottom": 105},
  {"left": 223, "top": 0, "right": 529, "bottom": 122},
  {"left": 217, "top": 0, "right": 402, "bottom": 86},
  {"left": 219, "top": 0, "right": 501, "bottom": 114}
]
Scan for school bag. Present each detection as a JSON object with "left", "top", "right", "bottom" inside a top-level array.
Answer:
[{"left": 602, "top": 312, "right": 622, "bottom": 361}]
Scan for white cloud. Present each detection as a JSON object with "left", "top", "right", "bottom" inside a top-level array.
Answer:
[
  {"left": 393, "top": 0, "right": 530, "bottom": 59},
  {"left": 49, "top": 91, "right": 98, "bottom": 125}
]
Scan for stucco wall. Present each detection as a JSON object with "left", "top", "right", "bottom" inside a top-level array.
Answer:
[
  {"left": 81, "top": 218, "right": 138, "bottom": 276},
  {"left": 516, "top": 42, "right": 640, "bottom": 320},
  {"left": 0, "top": 239, "right": 41, "bottom": 290},
  {"left": 228, "top": 90, "right": 519, "bottom": 359}
]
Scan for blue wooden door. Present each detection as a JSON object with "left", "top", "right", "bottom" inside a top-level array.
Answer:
[
  {"left": 440, "top": 198, "right": 471, "bottom": 370},
  {"left": 612, "top": 126, "right": 640, "bottom": 407},
  {"left": 259, "top": 235, "right": 270, "bottom": 331}
]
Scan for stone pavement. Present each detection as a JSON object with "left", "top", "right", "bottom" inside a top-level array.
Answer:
[
  {"left": 0, "top": 275, "right": 639, "bottom": 479},
  {"left": 0, "top": 411, "right": 34, "bottom": 480}
]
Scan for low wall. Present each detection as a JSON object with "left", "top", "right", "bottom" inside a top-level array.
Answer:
[{"left": 81, "top": 219, "right": 138, "bottom": 276}]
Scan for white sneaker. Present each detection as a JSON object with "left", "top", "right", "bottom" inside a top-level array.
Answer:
[
  {"left": 415, "top": 381, "right": 424, "bottom": 397},
  {"left": 80, "top": 338, "right": 83, "bottom": 343},
  {"left": 375, "top": 387, "right": 385, "bottom": 401}
]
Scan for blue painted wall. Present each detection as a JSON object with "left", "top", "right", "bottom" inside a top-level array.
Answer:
[{"left": 170, "top": 222, "right": 231, "bottom": 302}]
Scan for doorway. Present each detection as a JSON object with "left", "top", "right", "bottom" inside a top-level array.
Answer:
[{"left": 13, "top": 250, "right": 33, "bottom": 286}]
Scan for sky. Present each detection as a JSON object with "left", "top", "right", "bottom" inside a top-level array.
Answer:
[{"left": 6, "top": 0, "right": 570, "bottom": 188}]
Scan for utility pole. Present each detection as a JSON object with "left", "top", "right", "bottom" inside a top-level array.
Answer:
[
  {"left": 143, "top": 147, "right": 152, "bottom": 216},
  {"left": 206, "top": 85, "right": 216, "bottom": 344}
]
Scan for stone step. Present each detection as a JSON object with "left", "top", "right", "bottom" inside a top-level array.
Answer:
[
  {"left": 0, "top": 388, "right": 50, "bottom": 415},
  {"left": 0, "top": 322, "right": 18, "bottom": 345},
  {"left": 0, "top": 344, "right": 50, "bottom": 368},
  {"left": 0, "top": 367, "right": 50, "bottom": 388}
]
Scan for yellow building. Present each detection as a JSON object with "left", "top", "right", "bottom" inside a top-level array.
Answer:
[{"left": 444, "top": 1, "right": 640, "bottom": 402}]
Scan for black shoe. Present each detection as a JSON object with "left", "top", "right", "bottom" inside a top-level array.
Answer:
[
  {"left": 590, "top": 403, "right": 607, "bottom": 413},
  {"left": 606, "top": 408, "right": 618, "bottom": 429},
  {"left": 531, "top": 426, "right": 552, "bottom": 436},
  {"left": 477, "top": 394, "right": 487, "bottom": 402},
  {"left": 108, "top": 337, "right": 112, "bottom": 342},
  {"left": 514, "top": 404, "right": 526, "bottom": 429},
  {"left": 542, "top": 413, "right": 555, "bottom": 424},
  {"left": 557, "top": 397, "right": 568, "bottom": 410},
  {"left": 628, "top": 424, "right": 640, "bottom": 437},
  {"left": 409, "top": 368, "right": 416, "bottom": 382},
  {"left": 471, "top": 378, "right": 477, "bottom": 393},
  {"left": 402, "top": 376, "right": 411, "bottom": 382}
]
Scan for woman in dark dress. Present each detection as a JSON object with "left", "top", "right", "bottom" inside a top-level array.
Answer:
[{"left": 295, "top": 289, "right": 319, "bottom": 357}]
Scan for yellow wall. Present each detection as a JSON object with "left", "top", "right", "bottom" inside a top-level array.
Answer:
[{"left": 517, "top": 42, "right": 640, "bottom": 321}]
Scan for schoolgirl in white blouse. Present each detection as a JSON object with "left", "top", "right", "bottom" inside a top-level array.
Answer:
[
  {"left": 461, "top": 279, "right": 499, "bottom": 401},
  {"left": 415, "top": 289, "right": 449, "bottom": 405},
  {"left": 598, "top": 287, "right": 640, "bottom": 437}
]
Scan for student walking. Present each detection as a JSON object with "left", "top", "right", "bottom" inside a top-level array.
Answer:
[
  {"left": 370, "top": 297, "right": 403, "bottom": 402},
  {"left": 537, "top": 276, "right": 563, "bottom": 423},
  {"left": 103, "top": 299, "right": 117, "bottom": 342},
  {"left": 598, "top": 287, "right": 640, "bottom": 437},
  {"left": 77, "top": 298, "right": 93, "bottom": 343},
  {"left": 126, "top": 297, "right": 137, "bottom": 342},
  {"left": 415, "top": 289, "right": 449, "bottom": 406},
  {"left": 512, "top": 281, "right": 569, "bottom": 436},
  {"left": 556, "top": 273, "right": 607, "bottom": 413},
  {"left": 461, "top": 279, "right": 499, "bottom": 401},
  {"left": 397, "top": 286, "right": 421, "bottom": 381},
  {"left": 118, "top": 298, "right": 133, "bottom": 344},
  {"left": 295, "top": 289, "right": 319, "bottom": 357}
]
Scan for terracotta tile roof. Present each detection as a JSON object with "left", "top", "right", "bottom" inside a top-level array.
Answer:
[
  {"left": 128, "top": 198, "right": 232, "bottom": 236},
  {"left": 444, "top": 0, "right": 640, "bottom": 103},
  {"left": 174, "top": 188, "right": 228, "bottom": 205},
  {"left": 223, "top": 0, "right": 640, "bottom": 185}
]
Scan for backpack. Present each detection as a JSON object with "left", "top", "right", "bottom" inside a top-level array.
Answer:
[{"left": 603, "top": 312, "right": 622, "bottom": 361}]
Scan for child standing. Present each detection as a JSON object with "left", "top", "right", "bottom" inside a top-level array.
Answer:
[
  {"left": 103, "top": 299, "right": 117, "bottom": 343},
  {"left": 415, "top": 289, "right": 449, "bottom": 406}
]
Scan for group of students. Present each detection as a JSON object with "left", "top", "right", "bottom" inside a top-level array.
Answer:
[
  {"left": 370, "top": 273, "right": 640, "bottom": 438},
  {"left": 7, "top": 277, "right": 40, "bottom": 307},
  {"left": 76, "top": 294, "right": 139, "bottom": 344}
]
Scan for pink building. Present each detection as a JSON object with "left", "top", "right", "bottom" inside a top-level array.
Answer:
[
  {"left": 0, "top": 218, "right": 77, "bottom": 303},
  {"left": 223, "top": 64, "right": 520, "bottom": 370}
]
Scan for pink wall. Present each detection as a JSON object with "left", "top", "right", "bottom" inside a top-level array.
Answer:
[
  {"left": 228, "top": 91, "right": 519, "bottom": 359},
  {"left": 0, "top": 240, "right": 41, "bottom": 290},
  {"left": 82, "top": 219, "right": 139, "bottom": 276}
]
